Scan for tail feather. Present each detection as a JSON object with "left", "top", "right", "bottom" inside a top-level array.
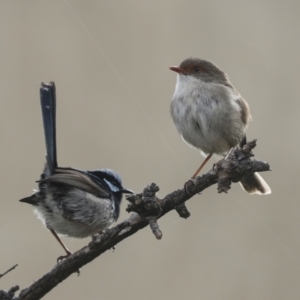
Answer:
[
  {"left": 240, "top": 172, "right": 271, "bottom": 195},
  {"left": 40, "top": 82, "right": 57, "bottom": 175}
]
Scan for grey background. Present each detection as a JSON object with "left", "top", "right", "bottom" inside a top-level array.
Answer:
[{"left": 0, "top": 1, "right": 299, "bottom": 299}]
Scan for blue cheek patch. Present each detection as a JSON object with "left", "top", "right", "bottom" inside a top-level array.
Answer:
[{"left": 104, "top": 179, "right": 119, "bottom": 192}]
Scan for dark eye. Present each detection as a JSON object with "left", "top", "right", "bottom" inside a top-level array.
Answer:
[{"left": 193, "top": 66, "right": 200, "bottom": 72}]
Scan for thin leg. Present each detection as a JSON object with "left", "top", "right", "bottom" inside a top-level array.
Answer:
[
  {"left": 224, "top": 147, "right": 234, "bottom": 161},
  {"left": 49, "top": 228, "right": 71, "bottom": 256},
  {"left": 191, "top": 153, "right": 213, "bottom": 179},
  {"left": 49, "top": 228, "right": 81, "bottom": 275}
]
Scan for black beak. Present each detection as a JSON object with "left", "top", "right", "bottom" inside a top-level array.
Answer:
[{"left": 121, "top": 188, "right": 134, "bottom": 194}]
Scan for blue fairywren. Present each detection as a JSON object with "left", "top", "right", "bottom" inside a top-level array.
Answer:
[{"left": 20, "top": 82, "right": 133, "bottom": 257}]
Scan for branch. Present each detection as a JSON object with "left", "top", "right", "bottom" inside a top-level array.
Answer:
[
  {"left": 1, "top": 140, "right": 271, "bottom": 300},
  {"left": 0, "top": 265, "right": 18, "bottom": 279}
]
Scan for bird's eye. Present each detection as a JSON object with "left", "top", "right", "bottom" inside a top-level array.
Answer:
[{"left": 193, "top": 66, "right": 200, "bottom": 72}]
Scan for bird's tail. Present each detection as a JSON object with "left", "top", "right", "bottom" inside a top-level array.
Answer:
[
  {"left": 40, "top": 82, "right": 57, "bottom": 175},
  {"left": 240, "top": 172, "right": 271, "bottom": 195},
  {"left": 239, "top": 136, "right": 271, "bottom": 195}
]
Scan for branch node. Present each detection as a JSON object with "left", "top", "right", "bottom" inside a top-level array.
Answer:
[
  {"left": 242, "top": 139, "right": 257, "bottom": 153},
  {"left": 215, "top": 140, "right": 269, "bottom": 193},
  {"left": 147, "top": 217, "right": 163, "bottom": 239},
  {"left": 126, "top": 183, "right": 162, "bottom": 218},
  {"left": 217, "top": 178, "right": 231, "bottom": 193},
  {"left": 0, "top": 286, "right": 19, "bottom": 300},
  {"left": 175, "top": 203, "right": 191, "bottom": 219},
  {"left": 126, "top": 193, "right": 142, "bottom": 204}
]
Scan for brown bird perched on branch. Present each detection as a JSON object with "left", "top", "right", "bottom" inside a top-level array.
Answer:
[{"left": 170, "top": 58, "right": 271, "bottom": 195}]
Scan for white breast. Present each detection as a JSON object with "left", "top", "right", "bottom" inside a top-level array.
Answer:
[
  {"left": 170, "top": 74, "right": 246, "bottom": 155},
  {"left": 34, "top": 190, "right": 116, "bottom": 238}
]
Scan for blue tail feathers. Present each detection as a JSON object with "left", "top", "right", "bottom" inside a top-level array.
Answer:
[{"left": 40, "top": 82, "right": 57, "bottom": 174}]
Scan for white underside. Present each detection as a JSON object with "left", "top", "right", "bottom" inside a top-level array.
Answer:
[
  {"left": 171, "top": 75, "right": 246, "bottom": 155},
  {"left": 34, "top": 190, "right": 116, "bottom": 238}
]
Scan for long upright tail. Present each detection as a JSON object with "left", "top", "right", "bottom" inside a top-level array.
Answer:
[{"left": 40, "top": 82, "right": 57, "bottom": 175}]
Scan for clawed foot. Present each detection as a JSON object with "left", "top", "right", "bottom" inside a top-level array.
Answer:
[
  {"left": 92, "top": 230, "right": 104, "bottom": 243},
  {"left": 184, "top": 177, "right": 202, "bottom": 196},
  {"left": 184, "top": 178, "right": 195, "bottom": 196},
  {"left": 57, "top": 253, "right": 71, "bottom": 264},
  {"left": 57, "top": 252, "right": 80, "bottom": 276}
]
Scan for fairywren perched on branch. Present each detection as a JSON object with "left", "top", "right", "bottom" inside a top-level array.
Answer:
[
  {"left": 20, "top": 82, "right": 133, "bottom": 257},
  {"left": 170, "top": 58, "right": 271, "bottom": 195}
]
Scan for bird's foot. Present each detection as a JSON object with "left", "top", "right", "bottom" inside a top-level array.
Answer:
[
  {"left": 57, "top": 251, "right": 80, "bottom": 276},
  {"left": 56, "top": 252, "right": 71, "bottom": 263},
  {"left": 184, "top": 178, "right": 195, "bottom": 196}
]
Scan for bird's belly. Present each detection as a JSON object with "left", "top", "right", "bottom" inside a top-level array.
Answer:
[
  {"left": 171, "top": 97, "right": 235, "bottom": 154},
  {"left": 35, "top": 193, "right": 116, "bottom": 238},
  {"left": 179, "top": 119, "right": 231, "bottom": 154}
]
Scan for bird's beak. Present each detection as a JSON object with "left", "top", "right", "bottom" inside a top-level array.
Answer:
[
  {"left": 169, "top": 66, "right": 187, "bottom": 74},
  {"left": 121, "top": 188, "right": 134, "bottom": 194}
]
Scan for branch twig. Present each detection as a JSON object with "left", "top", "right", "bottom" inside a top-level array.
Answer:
[{"left": 0, "top": 264, "right": 18, "bottom": 279}]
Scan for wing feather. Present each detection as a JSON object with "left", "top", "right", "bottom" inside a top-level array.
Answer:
[{"left": 38, "top": 167, "right": 111, "bottom": 198}]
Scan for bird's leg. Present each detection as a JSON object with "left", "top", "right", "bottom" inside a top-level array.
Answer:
[
  {"left": 191, "top": 153, "right": 213, "bottom": 179},
  {"left": 184, "top": 153, "right": 213, "bottom": 196},
  {"left": 223, "top": 147, "right": 234, "bottom": 161},
  {"left": 49, "top": 228, "right": 72, "bottom": 260},
  {"left": 49, "top": 228, "right": 81, "bottom": 275}
]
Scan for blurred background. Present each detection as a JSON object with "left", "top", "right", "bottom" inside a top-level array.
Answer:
[{"left": 0, "top": 1, "right": 299, "bottom": 299}]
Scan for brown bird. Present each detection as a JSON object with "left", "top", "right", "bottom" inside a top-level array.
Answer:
[{"left": 170, "top": 58, "right": 271, "bottom": 194}]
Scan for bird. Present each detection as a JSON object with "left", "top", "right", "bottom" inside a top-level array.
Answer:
[
  {"left": 169, "top": 58, "right": 271, "bottom": 195},
  {"left": 20, "top": 82, "right": 133, "bottom": 257}
]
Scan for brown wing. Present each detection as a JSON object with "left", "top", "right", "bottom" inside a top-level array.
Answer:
[
  {"left": 235, "top": 97, "right": 252, "bottom": 126},
  {"left": 38, "top": 167, "right": 111, "bottom": 198}
]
